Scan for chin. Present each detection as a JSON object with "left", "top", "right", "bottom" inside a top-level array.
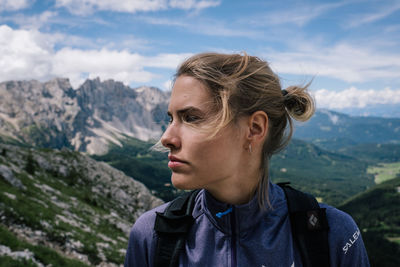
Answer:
[{"left": 171, "top": 173, "right": 197, "bottom": 190}]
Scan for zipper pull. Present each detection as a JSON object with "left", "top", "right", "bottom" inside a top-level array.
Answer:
[{"left": 215, "top": 207, "right": 233, "bottom": 218}]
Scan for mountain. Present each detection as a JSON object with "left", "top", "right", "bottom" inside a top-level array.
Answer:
[
  {"left": 0, "top": 143, "right": 163, "bottom": 266},
  {"left": 294, "top": 109, "right": 400, "bottom": 150},
  {"left": 339, "top": 177, "right": 400, "bottom": 267},
  {"left": 2, "top": 78, "right": 399, "bottom": 156},
  {"left": 0, "top": 78, "right": 169, "bottom": 155},
  {"left": 338, "top": 103, "right": 400, "bottom": 118}
]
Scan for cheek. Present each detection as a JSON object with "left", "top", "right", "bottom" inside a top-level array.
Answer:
[
  {"left": 190, "top": 140, "right": 215, "bottom": 163},
  {"left": 194, "top": 136, "right": 239, "bottom": 170},
  {"left": 182, "top": 125, "right": 243, "bottom": 171}
]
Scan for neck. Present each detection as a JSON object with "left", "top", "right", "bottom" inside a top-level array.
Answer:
[
  {"left": 205, "top": 167, "right": 261, "bottom": 205},
  {"left": 208, "top": 186, "right": 257, "bottom": 205},
  {"left": 204, "top": 145, "right": 264, "bottom": 205}
]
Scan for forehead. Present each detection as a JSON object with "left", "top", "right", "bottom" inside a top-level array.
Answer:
[{"left": 169, "top": 75, "right": 212, "bottom": 111}]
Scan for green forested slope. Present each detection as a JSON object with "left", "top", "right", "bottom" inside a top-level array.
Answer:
[
  {"left": 270, "top": 139, "right": 374, "bottom": 205},
  {"left": 339, "top": 177, "right": 400, "bottom": 267},
  {"left": 340, "top": 177, "right": 400, "bottom": 238},
  {"left": 337, "top": 143, "right": 400, "bottom": 163}
]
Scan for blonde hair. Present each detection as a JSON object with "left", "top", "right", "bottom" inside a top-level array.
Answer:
[{"left": 166, "top": 52, "right": 315, "bottom": 208}]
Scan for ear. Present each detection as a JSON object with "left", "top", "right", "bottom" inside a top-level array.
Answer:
[{"left": 246, "top": 111, "right": 268, "bottom": 145}]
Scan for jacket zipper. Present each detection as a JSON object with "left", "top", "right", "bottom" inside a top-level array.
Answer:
[{"left": 230, "top": 206, "right": 237, "bottom": 267}]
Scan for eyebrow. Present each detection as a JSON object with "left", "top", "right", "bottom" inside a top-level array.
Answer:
[{"left": 167, "top": 106, "right": 204, "bottom": 117}]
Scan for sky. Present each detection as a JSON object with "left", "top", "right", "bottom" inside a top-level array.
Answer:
[{"left": 0, "top": 0, "right": 400, "bottom": 117}]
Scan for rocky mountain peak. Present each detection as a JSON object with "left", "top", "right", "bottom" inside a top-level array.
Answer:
[
  {"left": 0, "top": 78, "right": 169, "bottom": 154},
  {"left": 134, "top": 86, "right": 169, "bottom": 112}
]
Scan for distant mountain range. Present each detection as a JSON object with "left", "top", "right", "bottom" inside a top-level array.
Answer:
[
  {"left": 294, "top": 109, "right": 400, "bottom": 150},
  {"left": 1, "top": 78, "right": 399, "bottom": 155},
  {"left": 338, "top": 104, "right": 400, "bottom": 118}
]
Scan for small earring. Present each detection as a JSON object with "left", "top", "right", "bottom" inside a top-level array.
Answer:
[{"left": 249, "top": 144, "right": 252, "bottom": 154}]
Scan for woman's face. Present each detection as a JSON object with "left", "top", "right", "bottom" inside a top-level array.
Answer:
[{"left": 161, "top": 75, "right": 247, "bottom": 192}]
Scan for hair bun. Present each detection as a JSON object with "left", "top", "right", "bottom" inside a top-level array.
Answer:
[{"left": 283, "top": 85, "right": 315, "bottom": 122}]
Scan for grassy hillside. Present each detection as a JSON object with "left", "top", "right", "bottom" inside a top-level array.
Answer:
[
  {"left": 367, "top": 162, "right": 400, "bottom": 184},
  {"left": 339, "top": 177, "right": 400, "bottom": 267},
  {"left": 0, "top": 143, "right": 162, "bottom": 266},
  {"left": 0, "top": 224, "right": 88, "bottom": 267}
]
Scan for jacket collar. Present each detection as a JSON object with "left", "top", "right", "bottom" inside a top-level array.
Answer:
[{"left": 194, "top": 182, "right": 287, "bottom": 235}]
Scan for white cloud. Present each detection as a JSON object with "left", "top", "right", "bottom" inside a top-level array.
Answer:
[
  {"left": 314, "top": 87, "right": 400, "bottom": 109},
  {"left": 55, "top": 0, "right": 167, "bottom": 15},
  {"left": 1, "top": 11, "right": 57, "bottom": 30},
  {"left": 169, "top": 0, "right": 220, "bottom": 10},
  {"left": 139, "top": 16, "right": 261, "bottom": 38},
  {"left": 267, "top": 42, "right": 400, "bottom": 83},
  {"left": 196, "top": 20, "right": 261, "bottom": 38},
  {"left": 0, "top": 9, "right": 113, "bottom": 32},
  {"left": 347, "top": 2, "right": 400, "bottom": 28},
  {"left": 253, "top": 1, "right": 346, "bottom": 27},
  {"left": 52, "top": 48, "right": 154, "bottom": 87},
  {"left": 143, "top": 53, "right": 192, "bottom": 68},
  {"left": 112, "top": 36, "right": 150, "bottom": 51},
  {"left": 384, "top": 24, "right": 400, "bottom": 33},
  {"left": 0, "top": 0, "right": 31, "bottom": 12},
  {"left": 0, "top": 24, "right": 190, "bottom": 88},
  {"left": 162, "top": 79, "right": 173, "bottom": 91},
  {"left": 52, "top": 50, "right": 191, "bottom": 86},
  {"left": 0, "top": 25, "right": 53, "bottom": 81},
  {"left": 55, "top": 0, "right": 220, "bottom": 15},
  {"left": 139, "top": 16, "right": 188, "bottom": 27}
]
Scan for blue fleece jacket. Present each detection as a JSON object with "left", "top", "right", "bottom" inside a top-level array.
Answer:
[{"left": 124, "top": 183, "right": 370, "bottom": 266}]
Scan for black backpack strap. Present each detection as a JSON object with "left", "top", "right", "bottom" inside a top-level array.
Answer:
[
  {"left": 153, "top": 189, "right": 200, "bottom": 267},
  {"left": 278, "top": 182, "right": 331, "bottom": 267}
]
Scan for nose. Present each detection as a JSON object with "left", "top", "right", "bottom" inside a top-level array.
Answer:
[{"left": 161, "top": 123, "right": 181, "bottom": 150}]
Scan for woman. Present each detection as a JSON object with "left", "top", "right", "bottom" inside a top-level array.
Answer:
[{"left": 124, "top": 52, "right": 370, "bottom": 266}]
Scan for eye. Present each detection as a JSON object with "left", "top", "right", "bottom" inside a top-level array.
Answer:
[
  {"left": 183, "top": 114, "right": 201, "bottom": 123},
  {"left": 167, "top": 114, "right": 173, "bottom": 123}
]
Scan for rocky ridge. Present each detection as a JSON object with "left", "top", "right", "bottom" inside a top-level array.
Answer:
[
  {"left": 0, "top": 143, "right": 163, "bottom": 266},
  {"left": 0, "top": 78, "right": 170, "bottom": 155}
]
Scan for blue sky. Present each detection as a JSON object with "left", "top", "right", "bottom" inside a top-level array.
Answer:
[{"left": 0, "top": 0, "right": 400, "bottom": 116}]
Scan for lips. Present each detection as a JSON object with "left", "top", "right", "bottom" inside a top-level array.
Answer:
[
  {"left": 168, "top": 155, "right": 188, "bottom": 169},
  {"left": 168, "top": 155, "right": 187, "bottom": 162}
]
